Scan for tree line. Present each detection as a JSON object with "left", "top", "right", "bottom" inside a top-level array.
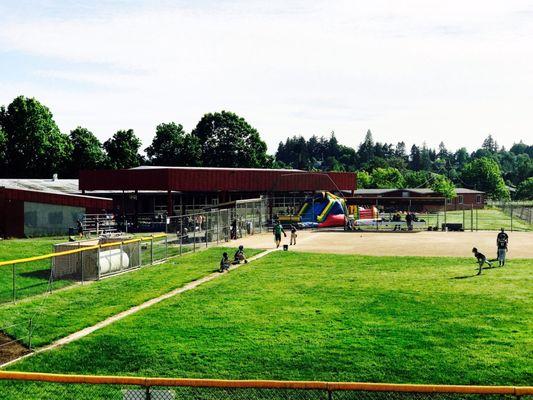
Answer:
[{"left": 0, "top": 96, "right": 531, "bottom": 200}]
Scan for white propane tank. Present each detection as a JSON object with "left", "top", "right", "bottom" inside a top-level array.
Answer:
[{"left": 99, "top": 248, "right": 129, "bottom": 275}]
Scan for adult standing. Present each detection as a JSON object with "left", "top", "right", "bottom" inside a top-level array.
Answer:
[
  {"left": 496, "top": 228, "right": 509, "bottom": 267},
  {"left": 273, "top": 221, "right": 286, "bottom": 248}
]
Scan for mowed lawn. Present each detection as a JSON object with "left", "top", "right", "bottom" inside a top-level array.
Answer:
[
  {"left": 0, "top": 237, "right": 72, "bottom": 304},
  {"left": 7, "top": 252, "right": 532, "bottom": 387},
  {"left": 419, "top": 208, "right": 532, "bottom": 231},
  {"left": 0, "top": 247, "right": 263, "bottom": 347}
]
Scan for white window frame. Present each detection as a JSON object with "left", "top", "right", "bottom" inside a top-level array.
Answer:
[{"left": 458, "top": 195, "right": 464, "bottom": 204}]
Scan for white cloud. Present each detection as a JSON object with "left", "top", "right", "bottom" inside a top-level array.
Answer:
[{"left": 0, "top": 0, "right": 532, "bottom": 152}]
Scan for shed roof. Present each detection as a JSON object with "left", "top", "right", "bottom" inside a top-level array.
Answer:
[{"left": 0, "top": 178, "right": 80, "bottom": 194}]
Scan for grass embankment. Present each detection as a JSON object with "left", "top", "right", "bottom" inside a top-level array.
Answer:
[
  {"left": 0, "top": 247, "right": 262, "bottom": 347},
  {"left": 0, "top": 237, "right": 71, "bottom": 304},
  {"left": 8, "top": 252, "right": 531, "bottom": 387}
]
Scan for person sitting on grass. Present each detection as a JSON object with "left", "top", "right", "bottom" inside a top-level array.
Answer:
[
  {"left": 220, "top": 252, "right": 230, "bottom": 273},
  {"left": 233, "top": 245, "right": 248, "bottom": 264},
  {"left": 472, "top": 247, "right": 492, "bottom": 275}
]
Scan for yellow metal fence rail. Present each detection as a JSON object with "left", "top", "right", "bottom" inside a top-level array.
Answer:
[{"left": 0, "top": 371, "right": 531, "bottom": 398}]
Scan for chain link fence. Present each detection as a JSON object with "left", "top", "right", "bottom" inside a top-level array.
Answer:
[
  {"left": 0, "top": 235, "right": 169, "bottom": 307},
  {"left": 0, "top": 373, "right": 530, "bottom": 400},
  {"left": 166, "top": 198, "right": 268, "bottom": 254}
]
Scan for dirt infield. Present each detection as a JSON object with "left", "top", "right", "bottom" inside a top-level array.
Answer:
[{"left": 238, "top": 230, "right": 533, "bottom": 258}]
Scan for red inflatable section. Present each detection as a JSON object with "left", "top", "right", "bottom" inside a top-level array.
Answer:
[{"left": 318, "top": 213, "right": 345, "bottom": 228}]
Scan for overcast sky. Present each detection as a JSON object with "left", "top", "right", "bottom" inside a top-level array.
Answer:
[{"left": 1, "top": 0, "right": 532, "bottom": 154}]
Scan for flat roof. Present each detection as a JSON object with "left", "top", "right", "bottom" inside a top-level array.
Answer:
[{"left": 0, "top": 178, "right": 80, "bottom": 194}]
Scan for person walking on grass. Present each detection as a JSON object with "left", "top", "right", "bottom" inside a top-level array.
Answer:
[
  {"left": 290, "top": 224, "right": 297, "bottom": 245},
  {"left": 273, "top": 221, "right": 286, "bottom": 248},
  {"left": 472, "top": 247, "right": 492, "bottom": 275}
]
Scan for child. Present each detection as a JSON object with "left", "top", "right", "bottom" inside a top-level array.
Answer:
[
  {"left": 496, "top": 228, "right": 508, "bottom": 267},
  {"left": 472, "top": 247, "right": 492, "bottom": 275},
  {"left": 220, "top": 252, "right": 230, "bottom": 273},
  {"left": 290, "top": 225, "right": 297, "bottom": 245},
  {"left": 233, "top": 245, "right": 248, "bottom": 264}
]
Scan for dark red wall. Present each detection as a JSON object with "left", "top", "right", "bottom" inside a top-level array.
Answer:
[{"left": 79, "top": 168, "right": 357, "bottom": 193}]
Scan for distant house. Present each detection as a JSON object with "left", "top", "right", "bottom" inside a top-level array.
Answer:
[{"left": 348, "top": 188, "right": 485, "bottom": 212}]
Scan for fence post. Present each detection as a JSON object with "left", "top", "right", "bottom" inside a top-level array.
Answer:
[
  {"left": 28, "top": 318, "right": 33, "bottom": 350},
  {"left": 328, "top": 389, "right": 333, "bottom": 400},
  {"left": 179, "top": 216, "right": 183, "bottom": 256},
  {"left": 145, "top": 386, "right": 151, "bottom": 400},
  {"left": 12, "top": 263, "right": 16, "bottom": 302},
  {"left": 165, "top": 235, "right": 168, "bottom": 259},
  {"left": 80, "top": 249, "right": 84, "bottom": 284},
  {"left": 150, "top": 236, "right": 154, "bottom": 265},
  {"left": 120, "top": 243, "right": 124, "bottom": 272},
  {"left": 476, "top": 208, "right": 478, "bottom": 231},
  {"left": 471, "top": 204, "right": 474, "bottom": 232},
  {"left": 217, "top": 210, "right": 220, "bottom": 245},
  {"left": 138, "top": 239, "right": 142, "bottom": 267},
  {"left": 97, "top": 247, "right": 101, "bottom": 281},
  {"left": 510, "top": 204, "right": 513, "bottom": 232},
  {"left": 193, "top": 217, "right": 197, "bottom": 252}
]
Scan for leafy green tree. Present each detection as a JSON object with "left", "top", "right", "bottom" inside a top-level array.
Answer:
[
  {"left": 0, "top": 96, "right": 72, "bottom": 178},
  {"left": 515, "top": 177, "right": 533, "bottom": 200},
  {"left": 454, "top": 147, "right": 470, "bottom": 168},
  {"left": 192, "top": 111, "right": 271, "bottom": 168},
  {"left": 404, "top": 170, "right": 431, "bottom": 187},
  {"left": 68, "top": 127, "right": 106, "bottom": 176},
  {"left": 357, "top": 171, "right": 372, "bottom": 188},
  {"left": 0, "top": 128, "right": 6, "bottom": 177},
  {"left": 103, "top": 129, "right": 143, "bottom": 169},
  {"left": 430, "top": 174, "right": 456, "bottom": 198},
  {"left": 461, "top": 157, "right": 510, "bottom": 200},
  {"left": 146, "top": 122, "right": 201, "bottom": 166},
  {"left": 371, "top": 167, "right": 405, "bottom": 189}
]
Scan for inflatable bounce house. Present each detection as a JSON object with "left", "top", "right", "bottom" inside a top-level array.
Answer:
[
  {"left": 279, "top": 192, "right": 347, "bottom": 228},
  {"left": 348, "top": 205, "right": 379, "bottom": 221}
]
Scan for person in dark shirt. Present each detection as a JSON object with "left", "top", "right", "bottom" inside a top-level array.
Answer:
[
  {"left": 233, "top": 245, "right": 248, "bottom": 264},
  {"left": 405, "top": 213, "right": 413, "bottom": 231},
  {"left": 472, "top": 247, "right": 492, "bottom": 275},
  {"left": 220, "top": 252, "right": 230, "bottom": 273},
  {"left": 76, "top": 219, "right": 83, "bottom": 238},
  {"left": 496, "top": 228, "right": 509, "bottom": 267}
]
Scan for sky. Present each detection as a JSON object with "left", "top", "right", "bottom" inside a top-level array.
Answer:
[{"left": 1, "top": 0, "right": 533, "bottom": 155}]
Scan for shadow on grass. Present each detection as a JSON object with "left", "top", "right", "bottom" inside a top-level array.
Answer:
[
  {"left": 19, "top": 269, "right": 51, "bottom": 280},
  {"left": 452, "top": 265, "right": 500, "bottom": 279}
]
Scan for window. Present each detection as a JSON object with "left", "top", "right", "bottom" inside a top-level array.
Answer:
[
  {"left": 446, "top": 198, "right": 452, "bottom": 205},
  {"left": 402, "top": 191, "right": 410, "bottom": 198},
  {"left": 24, "top": 211, "right": 38, "bottom": 227},
  {"left": 458, "top": 195, "right": 464, "bottom": 204},
  {"left": 476, "top": 194, "right": 481, "bottom": 204}
]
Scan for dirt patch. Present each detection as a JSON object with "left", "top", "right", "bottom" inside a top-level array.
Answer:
[
  {"left": 0, "top": 331, "right": 31, "bottom": 365},
  {"left": 236, "top": 230, "right": 533, "bottom": 258}
]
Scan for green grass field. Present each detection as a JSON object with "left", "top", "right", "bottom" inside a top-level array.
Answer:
[
  {"left": 5, "top": 251, "right": 531, "bottom": 392},
  {"left": 419, "top": 208, "right": 532, "bottom": 231},
  {"left": 0, "top": 237, "right": 72, "bottom": 304},
  {"left": 0, "top": 247, "right": 262, "bottom": 347}
]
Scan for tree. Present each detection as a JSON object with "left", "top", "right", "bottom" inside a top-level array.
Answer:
[
  {"left": 461, "top": 157, "right": 510, "bottom": 200},
  {"left": 404, "top": 170, "right": 431, "bottom": 187},
  {"left": 0, "top": 128, "right": 6, "bottom": 177},
  {"left": 430, "top": 174, "right": 456, "bottom": 198},
  {"left": 515, "top": 177, "right": 533, "bottom": 200},
  {"left": 192, "top": 111, "right": 271, "bottom": 168},
  {"left": 370, "top": 167, "right": 405, "bottom": 189},
  {"left": 357, "top": 171, "right": 372, "bottom": 188},
  {"left": 0, "top": 96, "right": 72, "bottom": 178},
  {"left": 482, "top": 135, "right": 498, "bottom": 153},
  {"left": 409, "top": 145, "right": 421, "bottom": 171},
  {"left": 145, "top": 122, "right": 201, "bottom": 166},
  {"left": 103, "top": 129, "right": 143, "bottom": 169},
  {"left": 68, "top": 127, "right": 106, "bottom": 176},
  {"left": 357, "top": 130, "right": 375, "bottom": 167}
]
